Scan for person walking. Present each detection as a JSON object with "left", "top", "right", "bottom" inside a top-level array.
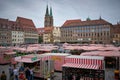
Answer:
[
  {"left": 25, "top": 67, "right": 31, "bottom": 80},
  {"left": 19, "top": 72, "right": 25, "bottom": 80},
  {"left": 19, "top": 64, "right": 24, "bottom": 72},
  {"left": 13, "top": 66, "right": 19, "bottom": 80},
  {"left": 30, "top": 68, "right": 34, "bottom": 80},
  {"left": 9, "top": 64, "right": 14, "bottom": 80},
  {"left": 0, "top": 71, "right": 7, "bottom": 80}
]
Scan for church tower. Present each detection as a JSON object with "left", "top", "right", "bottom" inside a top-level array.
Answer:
[{"left": 44, "top": 5, "right": 53, "bottom": 27}]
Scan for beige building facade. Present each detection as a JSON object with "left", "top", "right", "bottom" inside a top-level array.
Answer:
[
  {"left": 0, "top": 18, "right": 12, "bottom": 46},
  {"left": 60, "top": 19, "right": 112, "bottom": 44},
  {"left": 16, "top": 17, "right": 38, "bottom": 44},
  {"left": 53, "top": 27, "right": 61, "bottom": 43}
]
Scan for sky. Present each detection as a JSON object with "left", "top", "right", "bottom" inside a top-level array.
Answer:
[{"left": 0, "top": 0, "right": 120, "bottom": 28}]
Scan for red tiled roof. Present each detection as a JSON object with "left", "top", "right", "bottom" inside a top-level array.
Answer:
[
  {"left": 112, "top": 24, "right": 120, "bottom": 33},
  {"left": 9, "top": 21, "right": 23, "bottom": 31},
  {"left": 37, "top": 28, "right": 44, "bottom": 31},
  {"left": 62, "top": 19, "right": 111, "bottom": 27},
  {"left": 62, "top": 19, "right": 81, "bottom": 27},
  {"left": 37, "top": 28, "right": 45, "bottom": 34},
  {"left": 16, "top": 17, "right": 35, "bottom": 26},
  {"left": 44, "top": 27, "right": 54, "bottom": 33}
]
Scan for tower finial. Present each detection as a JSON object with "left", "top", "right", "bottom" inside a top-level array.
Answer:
[
  {"left": 99, "top": 15, "right": 102, "bottom": 20},
  {"left": 50, "top": 7, "right": 53, "bottom": 16},
  {"left": 45, "top": 5, "right": 49, "bottom": 16}
]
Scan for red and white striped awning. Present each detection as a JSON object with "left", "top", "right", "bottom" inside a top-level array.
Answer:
[{"left": 62, "top": 63, "right": 100, "bottom": 70}]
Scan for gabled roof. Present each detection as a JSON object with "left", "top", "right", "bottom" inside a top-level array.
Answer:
[
  {"left": 16, "top": 17, "right": 35, "bottom": 26},
  {"left": 62, "top": 19, "right": 111, "bottom": 27}
]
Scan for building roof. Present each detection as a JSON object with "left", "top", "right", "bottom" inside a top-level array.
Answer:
[
  {"left": 62, "top": 19, "right": 81, "bottom": 27},
  {"left": 16, "top": 17, "right": 35, "bottom": 26},
  {"left": 37, "top": 28, "right": 45, "bottom": 34},
  {"left": 9, "top": 21, "right": 23, "bottom": 31},
  {"left": 44, "top": 27, "right": 54, "bottom": 33},
  {"left": 62, "top": 19, "right": 111, "bottom": 27}
]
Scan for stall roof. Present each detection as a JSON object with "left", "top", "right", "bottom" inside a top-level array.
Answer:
[
  {"left": 40, "top": 53, "right": 71, "bottom": 56},
  {"left": 4, "top": 52, "right": 16, "bottom": 55},
  {"left": 63, "top": 44, "right": 119, "bottom": 51},
  {"left": 15, "top": 57, "right": 40, "bottom": 63},
  {"left": 66, "top": 55, "right": 104, "bottom": 60},
  {"left": 81, "top": 51, "right": 120, "bottom": 57},
  {"left": 62, "top": 63, "right": 100, "bottom": 70}
]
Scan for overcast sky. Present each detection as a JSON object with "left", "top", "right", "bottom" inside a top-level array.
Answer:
[{"left": 0, "top": 0, "right": 120, "bottom": 28}]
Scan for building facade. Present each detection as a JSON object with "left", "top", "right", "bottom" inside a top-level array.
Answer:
[
  {"left": 16, "top": 17, "right": 38, "bottom": 44},
  {"left": 9, "top": 21, "right": 24, "bottom": 45},
  {"left": 112, "top": 23, "right": 120, "bottom": 45},
  {"left": 52, "top": 27, "right": 61, "bottom": 43},
  {"left": 37, "top": 28, "right": 44, "bottom": 43},
  {"left": 37, "top": 28, "right": 44, "bottom": 37},
  {"left": 0, "top": 18, "right": 12, "bottom": 46},
  {"left": 60, "top": 18, "right": 112, "bottom": 44},
  {"left": 43, "top": 27, "right": 54, "bottom": 43},
  {"left": 0, "top": 17, "right": 38, "bottom": 46}
]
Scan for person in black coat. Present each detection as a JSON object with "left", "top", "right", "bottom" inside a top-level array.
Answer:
[{"left": 25, "top": 67, "right": 31, "bottom": 80}]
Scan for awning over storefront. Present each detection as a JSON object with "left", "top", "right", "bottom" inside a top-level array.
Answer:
[{"left": 62, "top": 63, "right": 100, "bottom": 70}]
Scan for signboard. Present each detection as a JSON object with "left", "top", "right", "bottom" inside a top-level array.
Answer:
[
  {"left": 15, "top": 56, "right": 22, "bottom": 61},
  {"left": 31, "top": 57, "right": 37, "bottom": 61},
  {"left": 51, "top": 56, "right": 61, "bottom": 61}
]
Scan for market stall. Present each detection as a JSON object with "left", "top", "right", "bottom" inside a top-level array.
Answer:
[
  {"left": 40, "top": 53, "right": 71, "bottom": 71},
  {"left": 0, "top": 48, "right": 16, "bottom": 64},
  {"left": 15, "top": 54, "right": 54, "bottom": 79},
  {"left": 62, "top": 55, "right": 105, "bottom": 80}
]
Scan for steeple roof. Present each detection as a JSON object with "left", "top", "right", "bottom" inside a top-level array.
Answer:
[
  {"left": 50, "top": 7, "right": 53, "bottom": 16},
  {"left": 86, "top": 16, "right": 91, "bottom": 21},
  {"left": 45, "top": 5, "right": 49, "bottom": 16}
]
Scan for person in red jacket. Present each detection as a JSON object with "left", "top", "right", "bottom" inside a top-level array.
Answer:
[{"left": 19, "top": 72, "right": 25, "bottom": 80}]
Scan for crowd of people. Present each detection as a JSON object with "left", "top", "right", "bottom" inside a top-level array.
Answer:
[{"left": 8, "top": 64, "right": 34, "bottom": 80}]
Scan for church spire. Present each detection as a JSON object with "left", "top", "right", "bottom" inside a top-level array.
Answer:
[
  {"left": 45, "top": 5, "right": 49, "bottom": 16},
  {"left": 50, "top": 7, "right": 53, "bottom": 16},
  {"left": 99, "top": 15, "right": 102, "bottom": 20}
]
